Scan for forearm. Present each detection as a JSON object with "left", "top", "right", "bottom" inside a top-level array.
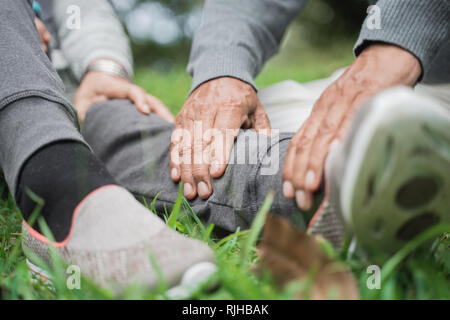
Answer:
[
  {"left": 187, "top": 0, "right": 307, "bottom": 93},
  {"left": 53, "top": 0, "right": 133, "bottom": 81},
  {"left": 354, "top": 0, "right": 450, "bottom": 84}
]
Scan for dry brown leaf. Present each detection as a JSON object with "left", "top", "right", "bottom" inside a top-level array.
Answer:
[{"left": 258, "top": 215, "right": 359, "bottom": 300}]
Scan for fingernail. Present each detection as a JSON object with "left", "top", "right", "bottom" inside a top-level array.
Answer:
[
  {"left": 171, "top": 168, "right": 178, "bottom": 180},
  {"left": 295, "top": 190, "right": 306, "bottom": 210},
  {"left": 210, "top": 160, "right": 220, "bottom": 175},
  {"left": 305, "top": 192, "right": 313, "bottom": 210},
  {"left": 305, "top": 170, "right": 316, "bottom": 189},
  {"left": 197, "top": 182, "right": 209, "bottom": 198},
  {"left": 283, "top": 181, "right": 295, "bottom": 198},
  {"left": 184, "top": 183, "right": 194, "bottom": 197},
  {"left": 142, "top": 104, "right": 150, "bottom": 114}
]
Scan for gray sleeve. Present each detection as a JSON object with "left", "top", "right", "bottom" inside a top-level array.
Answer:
[
  {"left": 354, "top": 0, "right": 450, "bottom": 83},
  {"left": 187, "top": 0, "right": 307, "bottom": 93},
  {"left": 53, "top": 0, "right": 133, "bottom": 81}
]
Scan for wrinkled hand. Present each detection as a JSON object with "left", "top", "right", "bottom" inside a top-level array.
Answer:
[
  {"left": 34, "top": 17, "right": 51, "bottom": 53},
  {"left": 170, "top": 77, "right": 271, "bottom": 199},
  {"left": 74, "top": 70, "right": 175, "bottom": 123},
  {"left": 282, "top": 44, "right": 422, "bottom": 210}
]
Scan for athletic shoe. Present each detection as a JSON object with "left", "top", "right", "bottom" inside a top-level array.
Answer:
[
  {"left": 309, "top": 86, "right": 450, "bottom": 258},
  {"left": 22, "top": 185, "right": 216, "bottom": 295}
]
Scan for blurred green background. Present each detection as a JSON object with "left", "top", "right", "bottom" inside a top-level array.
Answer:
[{"left": 111, "top": 0, "right": 368, "bottom": 113}]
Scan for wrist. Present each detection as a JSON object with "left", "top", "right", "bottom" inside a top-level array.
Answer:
[
  {"left": 84, "top": 59, "right": 131, "bottom": 82},
  {"left": 355, "top": 44, "right": 422, "bottom": 87},
  {"left": 197, "top": 77, "right": 256, "bottom": 93}
]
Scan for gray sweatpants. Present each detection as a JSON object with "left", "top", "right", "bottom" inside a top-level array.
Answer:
[
  {"left": 82, "top": 101, "right": 311, "bottom": 234},
  {"left": 0, "top": 0, "right": 308, "bottom": 235},
  {"left": 0, "top": 0, "right": 87, "bottom": 196}
]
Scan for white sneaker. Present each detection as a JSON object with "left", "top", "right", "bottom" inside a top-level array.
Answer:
[{"left": 311, "top": 86, "right": 450, "bottom": 257}]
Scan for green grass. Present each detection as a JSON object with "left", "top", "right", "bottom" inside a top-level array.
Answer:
[
  {"left": 1, "top": 42, "right": 449, "bottom": 300},
  {"left": 1, "top": 180, "right": 449, "bottom": 300}
]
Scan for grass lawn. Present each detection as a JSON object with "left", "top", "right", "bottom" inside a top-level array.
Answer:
[{"left": 1, "top": 41, "right": 449, "bottom": 300}]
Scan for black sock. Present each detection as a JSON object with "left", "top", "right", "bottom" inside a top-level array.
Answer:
[{"left": 16, "top": 141, "right": 116, "bottom": 242}]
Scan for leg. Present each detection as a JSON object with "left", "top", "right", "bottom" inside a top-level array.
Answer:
[
  {"left": 0, "top": 0, "right": 86, "bottom": 196},
  {"left": 0, "top": 1, "right": 109, "bottom": 240},
  {"left": 0, "top": 1, "right": 213, "bottom": 291},
  {"left": 83, "top": 100, "right": 319, "bottom": 235},
  {"left": 325, "top": 87, "right": 450, "bottom": 257}
]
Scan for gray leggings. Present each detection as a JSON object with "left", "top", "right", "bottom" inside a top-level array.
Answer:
[
  {"left": 82, "top": 100, "right": 313, "bottom": 234},
  {"left": 0, "top": 0, "right": 309, "bottom": 234},
  {"left": 0, "top": 0, "right": 87, "bottom": 196}
]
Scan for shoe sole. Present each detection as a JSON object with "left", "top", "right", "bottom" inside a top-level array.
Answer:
[
  {"left": 27, "top": 258, "right": 217, "bottom": 298},
  {"left": 26, "top": 258, "right": 55, "bottom": 290},
  {"left": 340, "top": 87, "right": 450, "bottom": 254}
]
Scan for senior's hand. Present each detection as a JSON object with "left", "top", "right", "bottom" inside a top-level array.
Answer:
[
  {"left": 170, "top": 77, "right": 271, "bottom": 199},
  {"left": 282, "top": 43, "right": 422, "bottom": 210},
  {"left": 34, "top": 17, "right": 51, "bottom": 53},
  {"left": 74, "top": 68, "right": 175, "bottom": 123}
]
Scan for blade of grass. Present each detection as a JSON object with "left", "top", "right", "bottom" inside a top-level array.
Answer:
[
  {"left": 182, "top": 198, "right": 215, "bottom": 245},
  {"left": 240, "top": 192, "right": 274, "bottom": 266},
  {"left": 215, "top": 229, "right": 249, "bottom": 248},
  {"left": 141, "top": 196, "right": 150, "bottom": 209},
  {"left": 381, "top": 223, "right": 450, "bottom": 283},
  {"left": 151, "top": 191, "right": 163, "bottom": 213},
  {"left": 167, "top": 183, "right": 183, "bottom": 229},
  {"left": 203, "top": 223, "right": 215, "bottom": 243},
  {"left": 182, "top": 198, "right": 207, "bottom": 235}
]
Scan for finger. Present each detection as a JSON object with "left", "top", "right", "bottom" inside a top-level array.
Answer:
[
  {"left": 290, "top": 121, "right": 325, "bottom": 211},
  {"left": 252, "top": 103, "right": 272, "bottom": 136},
  {"left": 282, "top": 132, "right": 301, "bottom": 199},
  {"left": 291, "top": 125, "right": 316, "bottom": 191},
  {"left": 295, "top": 190, "right": 314, "bottom": 212},
  {"left": 146, "top": 94, "right": 175, "bottom": 123},
  {"left": 210, "top": 104, "right": 245, "bottom": 178},
  {"left": 34, "top": 19, "right": 48, "bottom": 53},
  {"left": 304, "top": 101, "right": 347, "bottom": 192},
  {"left": 291, "top": 95, "right": 330, "bottom": 193},
  {"left": 74, "top": 99, "right": 90, "bottom": 123},
  {"left": 170, "top": 116, "right": 184, "bottom": 182},
  {"left": 179, "top": 110, "right": 197, "bottom": 199},
  {"left": 34, "top": 18, "right": 51, "bottom": 44},
  {"left": 284, "top": 125, "right": 316, "bottom": 210},
  {"left": 192, "top": 105, "right": 214, "bottom": 199},
  {"left": 125, "top": 85, "right": 151, "bottom": 115},
  {"left": 104, "top": 80, "right": 151, "bottom": 114},
  {"left": 43, "top": 32, "right": 51, "bottom": 43}
]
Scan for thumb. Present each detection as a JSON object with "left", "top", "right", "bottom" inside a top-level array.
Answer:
[{"left": 252, "top": 103, "right": 272, "bottom": 136}]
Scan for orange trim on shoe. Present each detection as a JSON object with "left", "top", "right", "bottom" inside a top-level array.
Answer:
[
  {"left": 27, "top": 263, "right": 50, "bottom": 281},
  {"left": 23, "top": 184, "right": 118, "bottom": 248}
]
